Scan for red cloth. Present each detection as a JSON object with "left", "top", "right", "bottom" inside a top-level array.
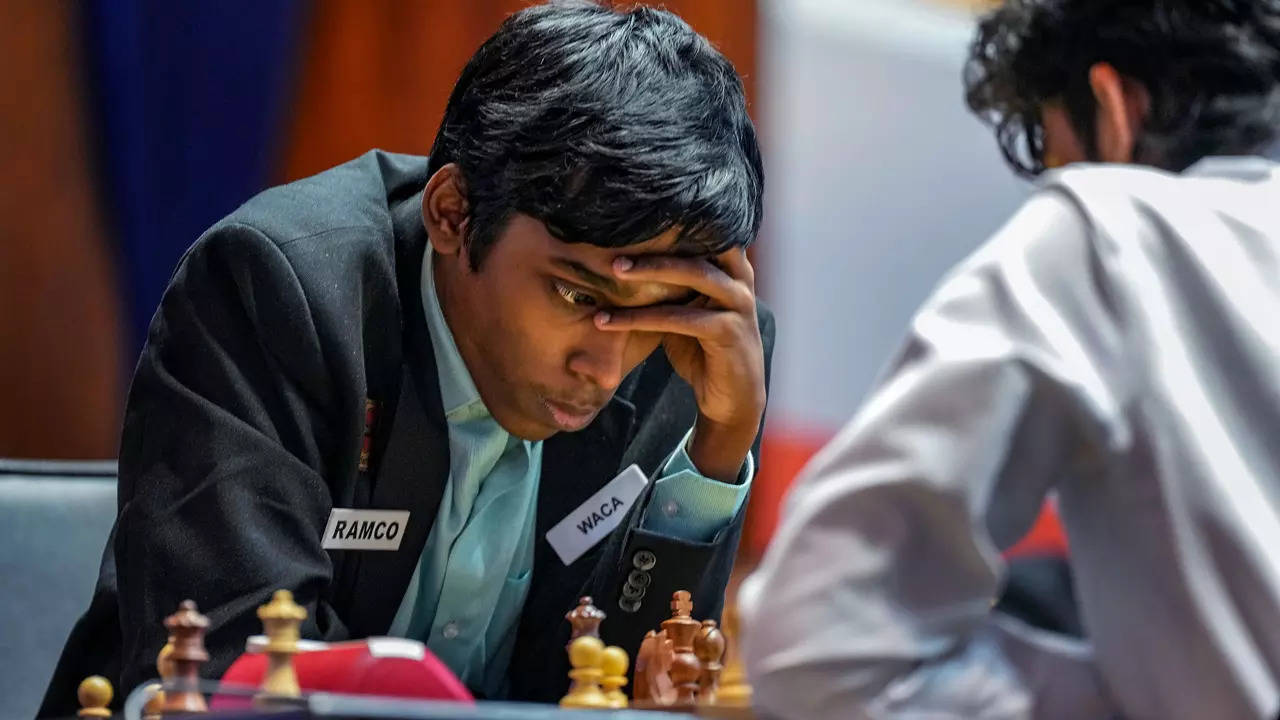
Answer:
[{"left": 211, "top": 637, "right": 473, "bottom": 709}]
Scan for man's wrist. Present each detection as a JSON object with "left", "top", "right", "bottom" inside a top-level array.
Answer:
[{"left": 687, "top": 414, "right": 759, "bottom": 484}]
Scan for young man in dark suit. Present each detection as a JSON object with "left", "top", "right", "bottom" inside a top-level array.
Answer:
[{"left": 42, "top": 2, "right": 770, "bottom": 712}]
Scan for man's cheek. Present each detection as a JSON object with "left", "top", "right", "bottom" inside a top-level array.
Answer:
[{"left": 626, "top": 332, "right": 663, "bottom": 368}]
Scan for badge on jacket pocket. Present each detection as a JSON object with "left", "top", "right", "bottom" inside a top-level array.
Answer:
[
  {"left": 545, "top": 464, "right": 649, "bottom": 565},
  {"left": 322, "top": 508, "right": 410, "bottom": 550}
]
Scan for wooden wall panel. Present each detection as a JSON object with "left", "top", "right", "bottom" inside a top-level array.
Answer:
[
  {"left": 0, "top": 1, "right": 124, "bottom": 459},
  {"left": 281, "top": 0, "right": 757, "bottom": 182}
]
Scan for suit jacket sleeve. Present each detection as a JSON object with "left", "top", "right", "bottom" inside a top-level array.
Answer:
[{"left": 112, "top": 222, "right": 354, "bottom": 695}]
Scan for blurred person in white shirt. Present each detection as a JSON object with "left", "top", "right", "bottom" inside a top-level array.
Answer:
[{"left": 741, "top": 1, "right": 1280, "bottom": 718}]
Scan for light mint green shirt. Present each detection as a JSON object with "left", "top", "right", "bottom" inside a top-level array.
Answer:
[{"left": 388, "top": 250, "right": 755, "bottom": 698}]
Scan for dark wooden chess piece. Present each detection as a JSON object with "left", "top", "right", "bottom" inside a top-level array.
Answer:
[
  {"left": 161, "top": 600, "right": 210, "bottom": 714},
  {"left": 694, "top": 619, "right": 726, "bottom": 705},
  {"left": 634, "top": 630, "right": 676, "bottom": 704},
  {"left": 565, "top": 596, "right": 606, "bottom": 649},
  {"left": 661, "top": 591, "right": 702, "bottom": 705}
]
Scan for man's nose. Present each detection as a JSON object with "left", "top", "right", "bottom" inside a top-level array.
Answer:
[{"left": 566, "top": 328, "right": 629, "bottom": 392}]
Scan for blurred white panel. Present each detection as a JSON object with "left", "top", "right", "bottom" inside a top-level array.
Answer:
[{"left": 759, "top": 0, "right": 1029, "bottom": 431}]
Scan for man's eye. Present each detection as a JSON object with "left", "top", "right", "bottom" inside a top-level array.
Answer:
[{"left": 553, "top": 281, "right": 598, "bottom": 308}]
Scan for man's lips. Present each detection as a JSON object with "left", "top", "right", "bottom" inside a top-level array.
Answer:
[{"left": 542, "top": 397, "right": 603, "bottom": 431}]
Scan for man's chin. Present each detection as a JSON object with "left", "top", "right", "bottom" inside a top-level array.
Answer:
[{"left": 495, "top": 414, "right": 558, "bottom": 442}]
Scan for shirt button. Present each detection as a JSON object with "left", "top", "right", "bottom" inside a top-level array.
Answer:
[
  {"left": 664, "top": 500, "right": 680, "bottom": 517},
  {"left": 632, "top": 550, "right": 657, "bottom": 571},
  {"left": 442, "top": 621, "right": 460, "bottom": 640}
]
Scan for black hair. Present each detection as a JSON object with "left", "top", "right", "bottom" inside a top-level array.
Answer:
[
  {"left": 964, "top": 0, "right": 1280, "bottom": 176},
  {"left": 428, "top": 0, "right": 764, "bottom": 267}
]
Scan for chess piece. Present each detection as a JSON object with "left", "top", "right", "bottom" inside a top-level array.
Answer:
[
  {"left": 717, "top": 604, "right": 752, "bottom": 706},
  {"left": 633, "top": 630, "right": 676, "bottom": 705},
  {"left": 158, "top": 636, "right": 177, "bottom": 679},
  {"left": 76, "top": 676, "right": 112, "bottom": 718},
  {"left": 565, "top": 596, "right": 606, "bottom": 650},
  {"left": 694, "top": 619, "right": 726, "bottom": 705},
  {"left": 600, "top": 645, "right": 629, "bottom": 708},
  {"left": 256, "top": 589, "right": 307, "bottom": 703},
  {"left": 141, "top": 683, "right": 163, "bottom": 720},
  {"left": 560, "top": 635, "right": 608, "bottom": 708},
  {"left": 161, "top": 599, "right": 210, "bottom": 714},
  {"left": 661, "top": 591, "right": 702, "bottom": 705},
  {"left": 143, "top": 636, "right": 176, "bottom": 720}
]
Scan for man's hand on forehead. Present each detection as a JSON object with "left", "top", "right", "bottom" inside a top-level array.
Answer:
[
  {"left": 593, "top": 247, "right": 765, "bottom": 484},
  {"left": 594, "top": 248, "right": 756, "bottom": 334},
  {"left": 617, "top": 247, "right": 734, "bottom": 309}
]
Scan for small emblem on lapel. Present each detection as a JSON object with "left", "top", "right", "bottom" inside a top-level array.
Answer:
[{"left": 359, "top": 398, "right": 378, "bottom": 472}]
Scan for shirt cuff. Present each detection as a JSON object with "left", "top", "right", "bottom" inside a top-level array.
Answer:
[{"left": 639, "top": 426, "right": 755, "bottom": 543}]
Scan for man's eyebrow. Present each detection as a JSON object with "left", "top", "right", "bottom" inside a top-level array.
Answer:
[{"left": 551, "top": 258, "right": 633, "bottom": 298}]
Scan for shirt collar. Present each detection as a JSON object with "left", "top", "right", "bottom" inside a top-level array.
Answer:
[
  {"left": 421, "top": 249, "right": 487, "bottom": 420},
  {"left": 1184, "top": 153, "right": 1280, "bottom": 182}
]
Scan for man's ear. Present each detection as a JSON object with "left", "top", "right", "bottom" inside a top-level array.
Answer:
[
  {"left": 1088, "top": 62, "right": 1151, "bottom": 164},
  {"left": 422, "top": 163, "right": 470, "bottom": 256}
]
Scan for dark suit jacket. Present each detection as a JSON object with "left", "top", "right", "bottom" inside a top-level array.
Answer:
[{"left": 41, "top": 151, "right": 774, "bottom": 715}]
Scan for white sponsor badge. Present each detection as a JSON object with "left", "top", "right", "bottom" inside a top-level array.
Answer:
[
  {"left": 321, "top": 509, "right": 410, "bottom": 551},
  {"left": 545, "top": 464, "right": 649, "bottom": 566}
]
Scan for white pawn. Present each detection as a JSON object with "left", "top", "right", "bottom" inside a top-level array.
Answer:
[
  {"left": 77, "top": 676, "right": 112, "bottom": 718},
  {"left": 257, "top": 589, "right": 307, "bottom": 703},
  {"left": 560, "top": 635, "right": 608, "bottom": 708},
  {"left": 601, "top": 645, "right": 629, "bottom": 708}
]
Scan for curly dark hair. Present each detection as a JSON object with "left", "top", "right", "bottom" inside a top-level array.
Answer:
[
  {"left": 428, "top": 0, "right": 763, "bottom": 268},
  {"left": 964, "top": 0, "right": 1280, "bottom": 176}
]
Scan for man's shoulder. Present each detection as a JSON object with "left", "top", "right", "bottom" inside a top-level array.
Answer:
[
  {"left": 211, "top": 150, "right": 430, "bottom": 251},
  {"left": 182, "top": 150, "right": 430, "bottom": 302},
  {"left": 164, "top": 151, "right": 431, "bottom": 365}
]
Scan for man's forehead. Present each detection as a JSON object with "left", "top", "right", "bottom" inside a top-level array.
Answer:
[
  {"left": 623, "top": 226, "right": 685, "bottom": 254},
  {"left": 580, "top": 226, "right": 714, "bottom": 264}
]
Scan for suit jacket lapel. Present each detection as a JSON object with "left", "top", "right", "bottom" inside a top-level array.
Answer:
[{"left": 346, "top": 192, "right": 451, "bottom": 638}]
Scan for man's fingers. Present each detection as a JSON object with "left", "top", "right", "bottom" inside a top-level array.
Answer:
[
  {"left": 716, "top": 247, "right": 756, "bottom": 290},
  {"left": 595, "top": 305, "right": 736, "bottom": 341},
  {"left": 613, "top": 254, "right": 752, "bottom": 310}
]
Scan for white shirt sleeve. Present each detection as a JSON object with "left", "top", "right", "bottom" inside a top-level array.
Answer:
[{"left": 739, "top": 190, "right": 1124, "bottom": 720}]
